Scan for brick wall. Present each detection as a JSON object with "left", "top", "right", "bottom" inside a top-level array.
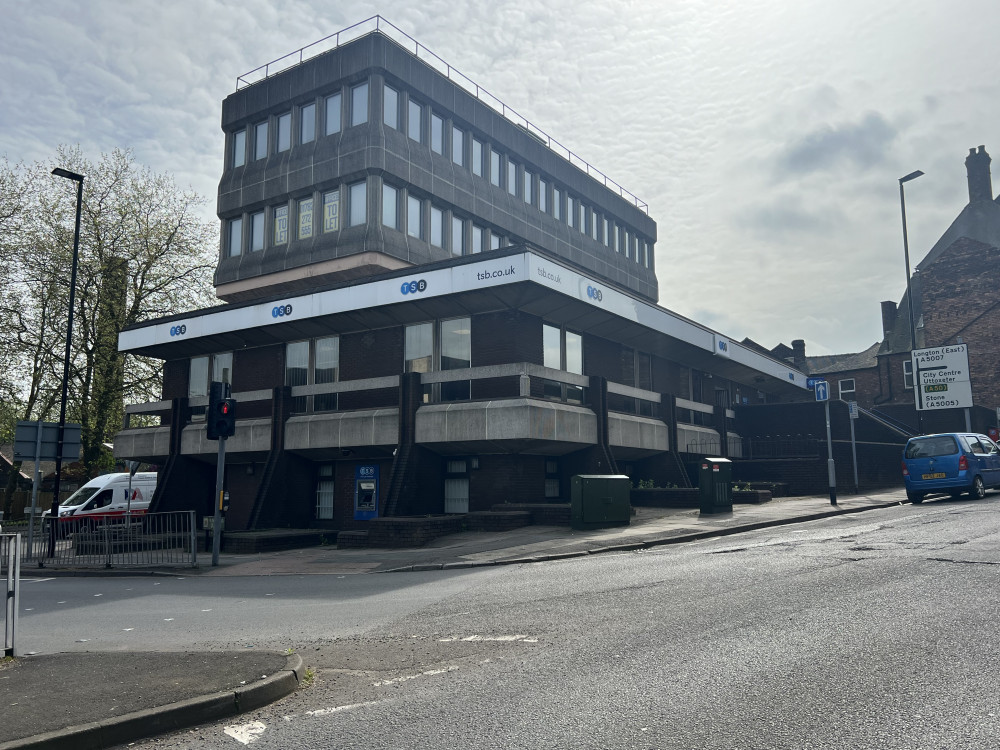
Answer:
[
  {"left": 472, "top": 311, "right": 542, "bottom": 366},
  {"left": 472, "top": 455, "right": 546, "bottom": 507},
  {"left": 341, "top": 327, "right": 404, "bottom": 379},
  {"left": 163, "top": 360, "right": 188, "bottom": 400}
]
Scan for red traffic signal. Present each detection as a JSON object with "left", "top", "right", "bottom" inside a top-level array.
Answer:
[{"left": 206, "top": 382, "right": 237, "bottom": 440}]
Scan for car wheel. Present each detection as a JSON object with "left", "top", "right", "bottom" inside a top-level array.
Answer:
[
  {"left": 907, "top": 491, "right": 924, "bottom": 504},
  {"left": 970, "top": 476, "right": 986, "bottom": 499}
]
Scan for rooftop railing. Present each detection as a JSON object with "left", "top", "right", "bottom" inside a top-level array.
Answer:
[{"left": 235, "top": 15, "right": 648, "bottom": 214}]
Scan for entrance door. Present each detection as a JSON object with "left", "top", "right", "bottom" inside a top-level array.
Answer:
[{"left": 444, "top": 477, "right": 469, "bottom": 514}]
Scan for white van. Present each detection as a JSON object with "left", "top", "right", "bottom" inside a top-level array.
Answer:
[{"left": 43, "top": 472, "right": 158, "bottom": 524}]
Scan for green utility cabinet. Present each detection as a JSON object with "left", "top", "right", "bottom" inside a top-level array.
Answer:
[
  {"left": 699, "top": 457, "right": 733, "bottom": 514},
  {"left": 571, "top": 475, "right": 631, "bottom": 530}
]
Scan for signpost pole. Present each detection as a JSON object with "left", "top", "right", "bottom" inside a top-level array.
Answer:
[
  {"left": 849, "top": 402, "right": 859, "bottom": 494},
  {"left": 26, "top": 421, "right": 43, "bottom": 559},
  {"left": 212, "top": 438, "right": 226, "bottom": 567},
  {"left": 825, "top": 399, "right": 837, "bottom": 505}
]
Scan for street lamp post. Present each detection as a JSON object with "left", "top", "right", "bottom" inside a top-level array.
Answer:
[
  {"left": 49, "top": 168, "right": 85, "bottom": 557},
  {"left": 899, "top": 169, "right": 924, "bottom": 434}
]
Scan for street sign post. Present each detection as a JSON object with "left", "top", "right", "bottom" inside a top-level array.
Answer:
[
  {"left": 848, "top": 402, "right": 859, "bottom": 493},
  {"left": 813, "top": 382, "right": 836, "bottom": 504}
]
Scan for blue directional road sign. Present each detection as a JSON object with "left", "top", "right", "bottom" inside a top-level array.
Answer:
[{"left": 814, "top": 381, "right": 830, "bottom": 402}]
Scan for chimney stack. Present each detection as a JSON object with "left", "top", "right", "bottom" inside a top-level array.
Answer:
[
  {"left": 791, "top": 339, "right": 806, "bottom": 368},
  {"left": 880, "top": 300, "right": 898, "bottom": 336},
  {"left": 966, "top": 145, "right": 992, "bottom": 203}
]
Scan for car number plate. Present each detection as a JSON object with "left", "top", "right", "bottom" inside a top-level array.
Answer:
[{"left": 922, "top": 472, "right": 946, "bottom": 479}]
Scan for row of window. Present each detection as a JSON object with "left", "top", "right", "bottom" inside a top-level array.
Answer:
[{"left": 227, "top": 77, "right": 653, "bottom": 268}]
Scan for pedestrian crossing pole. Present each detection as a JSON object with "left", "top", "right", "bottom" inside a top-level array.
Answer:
[{"left": 212, "top": 437, "right": 226, "bottom": 567}]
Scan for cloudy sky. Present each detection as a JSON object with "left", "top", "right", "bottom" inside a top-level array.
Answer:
[{"left": 3, "top": 0, "right": 998, "bottom": 357}]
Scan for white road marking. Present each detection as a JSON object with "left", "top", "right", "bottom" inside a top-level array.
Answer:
[
  {"left": 164, "top": 618, "right": 174, "bottom": 621},
  {"left": 23, "top": 578, "right": 54, "bottom": 583},
  {"left": 373, "top": 666, "right": 459, "bottom": 687},
  {"left": 223, "top": 721, "right": 266, "bottom": 745},
  {"left": 202, "top": 609, "right": 212, "bottom": 612},
  {"left": 306, "top": 701, "right": 380, "bottom": 716},
  {"left": 123, "top": 628, "right": 134, "bottom": 632},
  {"left": 437, "top": 634, "right": 533, "bottom": 642}
]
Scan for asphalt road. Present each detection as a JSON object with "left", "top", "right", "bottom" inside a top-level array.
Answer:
[{"left": 17, "top": 494, "right": 1000, "bottom": 749}]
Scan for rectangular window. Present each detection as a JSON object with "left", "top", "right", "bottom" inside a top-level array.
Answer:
[
  {"left": 441, "top": 317, "right": 471, "bottom": 401},
  {"left": 444, "top": 477, "right": 469, "bottom": 513},
  {"left": 543, "top": 325, "right": 561, "bottom": 370},
  {"left": 348, "top": 181, "right": 366, "bottom": 227},
  {"left": 430, "top": 206, "right": 444, "bottom": 247},
  {"left": 232, "top": 130, "right": 246, "bottom": 168},
  {"left": 300, "top": 102, "right": 315, "bottom": 144},
  {"left": 298, "top": 198, "right": 313, "bottom": 239},
  {"left": 452, "top": 126, "right": 464, "bottom": 166},
  {"left": 407, "top": 99, "right": 422, "bottom": 142},
  {"left": 472, "top": 225, "right": 484, "bottom": 253},
  {"left": 565, "top": 331, "right": 583, "bottom": 375},
  {"left": 507, "top": 161, "right": 518, "bottom": 195},
  {"left": 351, "top": 82, "right": 368, "bottom": 127},
  {"left": 539, "top": 179, "right": 547, "bottom": 213},
  {"left": 579, "top": 202, "right": 586, "bottom": 234},
  {"left": 545, "top": 478, "right": 560, "bottom": 499},
  {"left": 407, "top": 195, "right": 422, "bottom": 239},
  {"left": 254, "top": 120, "right": 268, "bottom": 160},
  {"left": 591, "top": 212, "right": 598, "bottom": 240},
  {"left": 839, "top": 378, "right": 856, "bottom": 399},
  {"left": 188, "top": 356, "right": 209, "bottom": 398},
  {"left": 212, "top": 352, "right": 233, "bottom": 385},
  {"left": 431, "top": 113, "right": 444, "bottom": 154},
  {"left": 273, "top": 205, "right": 288, "bottom": 245},
  {"left": 553, "top": 187, "right": 561, "bottom": 221},
  {"left": 285, "top": 341, "right": 309, "bottom": 413},
  {"left": 250, "top": 211, "right": 264, "bottom": 252},
  {"left": 404, "top": 322, "right": 433, "bottom": 373},
  {"left": 228, "top": 217, "right": 242, "bottom": 257},
  {"left": 277, "top": 112, "right": 291, "bottom": 152},
  {"left": 490, "top": 232, "right": 502, "bottom": 250},
  {"left": 568, "top": 197, "right": 575, "bottom": 228},
  {"left": 323, "top": 190, "right": 340, "bottom": 233},
  {"left": 523, "top": 170, "right": 533, "bottom": 204},
  {"left": 603, "top": 218, "right": 610, "bottom": 246},
  {"left": 382, "top": 183, "right": 398, "bottom": 229},
  {"left": 325, "top": 92, "right": 342, "bottom": 135},
  {"left": 612, "top": 225, "right": 619, "bottom": 252},
  {"left": 490, "top": 149, "right": 502, "bottom": 187},
  {"left": 314, "top": 336, "right": 339, "bottom": 412},
  {"left": 903, "top": 361, "right": 913, "bottom": 390},
  {"left": 383, "top": 84, "right": 399, "bottom": 129},
  {"left": 452, "top": 216, "right": 465, "bottom": 256},
  {"left": 472, "top": 138, "right": 484, "bottom": 177},
  {"left": 315, "top": 474, "right": 334, "bottom": 519}
]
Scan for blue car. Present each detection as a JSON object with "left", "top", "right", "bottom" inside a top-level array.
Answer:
[{"left": 902, "top": 432, "right": 1000, "bottom": 503}]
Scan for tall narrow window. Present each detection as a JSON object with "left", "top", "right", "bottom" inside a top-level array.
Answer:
[
  {"left": 903, "top": 361, "right": 914, "bottom": 389},
  {"left": 553, "top": 187, "right": 561, "bottom": 221},
  {"left": 316, "top": 465, "right": 334, "bottom": 519},
  {"left": 323, "top": 190, "right": 340, "bottom": 233},
  {"left": 451, "top": 216, "right": 465, "bottom": 256},
  {"left": 490, "top": 232, "right": 502, "bottom": 250},
  {"left": 212, "top": 352, "right": 233, "bottom": 385},
  {"left": 407, "top": 195, "right": 422, "bottom": 239},
  {"left": 228, "top": 217, "right": 242, "bottom": 257},
  {"left": 298, "top": 197, "right": 313, "bottom": 239},
  {"left": 277, "top": 112, "right": 291, "bottom": 152},
  {"left": 250, "top": 211, "right": 264, "bottom": 252},
  {"left": 539, "top": 178, "right": 547, "bottom": 213},
  {"left": 567, "top": 197, "right": 575, "bottom": 228},
  {"left": 507, "top": 161, "right": 518, "bottom": 196},
  {"left": 523, "top": 170, "right": 533, "bottom": 205},
  {"left": 232, "top": 130, "right": 246, "bottom": 168},
  {"left": 431, "top": 113, "right": 444, "bottom": 154},
  {"left": 382, "top": 183, "right": 399, "bottom": 229},
  {"left": 490, "top": 149, "right": 502, "bottom": 187},
  {"left": 314, "top": 337, "right": 339, "bottom": 412},
  {"left": 350, "top": 82, "right": 369, "bottom": 126},
  {"left": 543, "top": 325, "right": 561, "bottom": 369},
  {"left": 603, "top": 218, "right": 610, "bottom": 246},
  {"left": 565, "top": 331, "right": 583, "bottom": 375},
  {"left": 300, "top": 102, "right": 315, "bottom": 144},
  {"left": 578, "top": 202, "right": 586, "bottom": 234},
  {"left": 441, "top": 317, "right": 471, "bottom": 401},
  {"left": 472, "top": 225, "right": 484, "bottom": 253},
  {"left": 383, "top": 84, "right": 399, "bottom": 129},
  {"left": 430, "top": 206, "right": 444, "bottom": 248},
  {"left": 452, "top": 126, "right": 464, "bottom": 166},
  {"left": 407, "top": 99, "right": 422, "bottom": 142},
  {"left": 254, "top": 120, "right": 268, "bottom": 160},
  {"left": 348, "top": 181, "right": 366, "bottom": 226},
  {"left": 472, "top": 138, "right": 484, "bottom": 177},
  {"left": 273, "top": 205, "right": 288, "bottom": 245},
  {"left": 404, "top": 323, "right": 433, "bottom": 373},
  {"left": 189, "top": 356, "right": 209, "bottom": 398},
  {"left": 325, "top": 92, "right": 342, "bottom": 135},
  {"left": 285, "top": 341, "right": 309, "bottom": 413}
]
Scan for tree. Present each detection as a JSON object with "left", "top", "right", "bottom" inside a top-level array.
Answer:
[{"left": 0, "top": 146, "right": 217, "bottom": 508}]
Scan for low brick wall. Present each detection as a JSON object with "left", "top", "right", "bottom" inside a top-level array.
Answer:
[
  {"left": 367, "top": 515, "right": 466, "bottom": 548},
  {"left": 222, "top": 530, "right": 332, "bottom": 554},
  {"left": 491, "top": 503, "right": 571, "bottom": 525},
  {"left": 630, "top": 488, "right": 700, "bottom": 508},
  {"left": 336, "top": 530, "right": 369, "bottom": 548},
  {"left": 466, "top": 510, "right": 533, "bottom": 532},
  {"left": 733, "top": 490, "right": 772, "bottom": 505}
]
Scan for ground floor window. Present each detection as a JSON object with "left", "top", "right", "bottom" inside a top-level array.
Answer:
[
  {"left": 545, "top": 459, "right": 560, "bottom": 498},
  {"left": 444, "top": 459, "right": 469, "bottom": 513},
  {"left": 315, "top": 465, "right": 334, "bottom": 519}
]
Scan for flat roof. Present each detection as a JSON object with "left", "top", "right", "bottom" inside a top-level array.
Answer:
[{"left": 120, "top": 249, "right": 808, "bottom": 395}]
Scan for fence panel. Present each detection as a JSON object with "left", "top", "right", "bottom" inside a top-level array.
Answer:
[{"left": 20, "top": 511, "right": 197, "bottom": 569}]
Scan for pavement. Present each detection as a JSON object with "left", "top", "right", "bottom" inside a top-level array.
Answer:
[{"left": 1, "top": 488, "right": 909, "bottom": 749}]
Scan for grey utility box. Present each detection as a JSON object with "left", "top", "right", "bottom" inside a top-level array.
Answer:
[
  {"left": 699, "top": 457, "right": 733, "bottom": 514},
  {"left": 571, "top": 475, "right": 631, "bottom": 530}
]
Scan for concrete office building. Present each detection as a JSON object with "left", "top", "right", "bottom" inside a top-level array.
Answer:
[{"left": 115, "top": 19, "right": 809, "bottom": 531}]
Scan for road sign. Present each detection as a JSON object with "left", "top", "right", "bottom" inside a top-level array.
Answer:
[
  {"left": 12, "top": 421, "right": 82, "bottom": 462},
  {"left": 911, "top": 344, "right": 973, "bottom": 410},
  {"left": 806, "top": 377, "right": 826, "bottom": 389},
  {"left": 814, "top": 381, "right": 829, "bottom": 402},
  {"left": 848, "top": 401, "right": 859, "bottom": 419}
]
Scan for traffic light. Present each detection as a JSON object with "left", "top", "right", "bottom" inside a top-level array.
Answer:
[{"left": 206, "top": 381, "right": 237, "bottom": 440}]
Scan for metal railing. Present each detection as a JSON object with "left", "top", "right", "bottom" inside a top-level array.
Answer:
[
  {"left": 234, "top": 15, "right": 648, "bottom": 213},
  {"left": 1, "top": 533, "right": 20, "bottom": 656},
  {"left": 18, "top": 512, "right": 197, "bottom": 569}
]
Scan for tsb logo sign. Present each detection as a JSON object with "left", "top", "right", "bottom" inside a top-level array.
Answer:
[
  {"left": 717, "top": 340, "right": 728, "bottom": 354},
  {"left": 586, "top": 285, "right": 603, "bottom": 302},
  {"left": 271, "top": 304, "right": 293, "bottom": 318},
  {"left": 400, "top": 279, "right": 428, "bottom": 295},
  {"left": 169, "top": 324, "right": 187, "bottom": 337}
]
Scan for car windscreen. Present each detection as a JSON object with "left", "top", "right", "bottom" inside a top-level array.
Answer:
[
  {"left": 905, "top": 436, "right": 959, "bottom": 459},
  {"left": 59, "top": 486, "right": 100, "bottom": 507}
]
